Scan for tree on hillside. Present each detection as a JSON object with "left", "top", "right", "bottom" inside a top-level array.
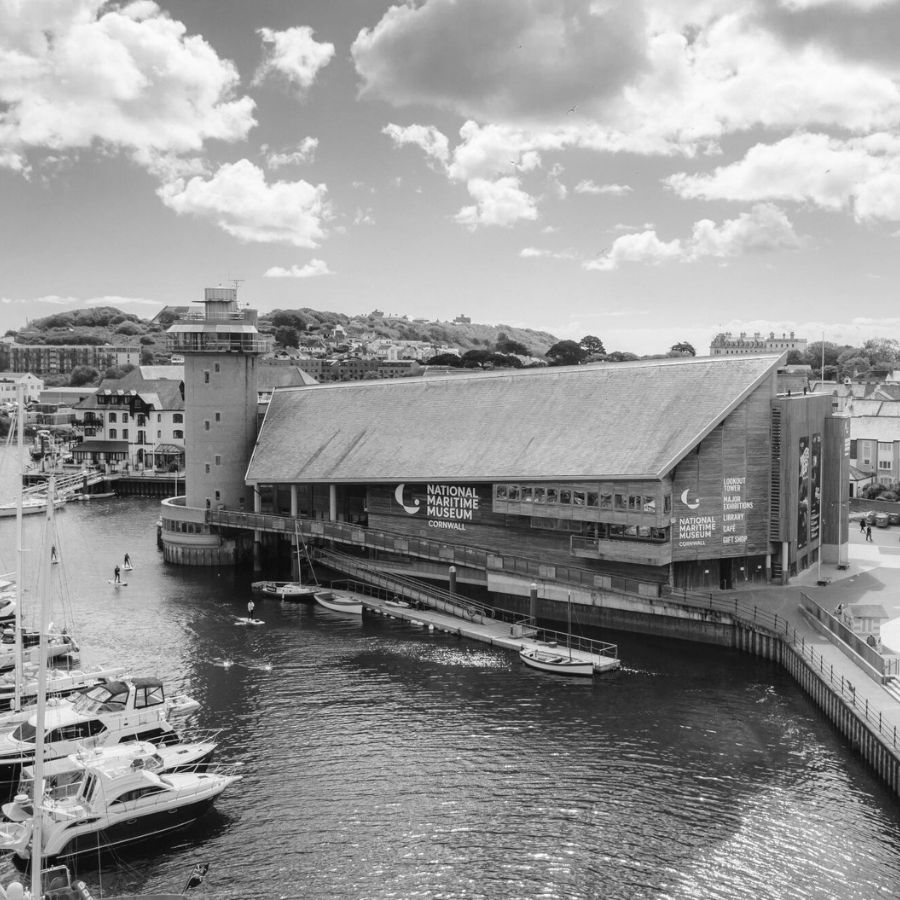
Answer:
[
  {"left": 546, "top": 340, "right": 586, "bottom": 366},
  {"left": 274, "top": 326, "right": 300, "bottom": 348},
  {"left": 425, "top": 353, "right": 463, "bottom": 366},
  {"left": 670, "top": 341, "right": 696, "bottom": 356},
  {"left": 271, "top": 310, "right": 308, "bottom": 331},
  {"left": 69, "top": 366, "right": 99, "bottom": 387},
  {"left": 579, "top": 335, "right": 605, "bottom": 357},
  {"left": 605, "top": 350, "right": 639, "bottom": 362},
  {"left": 115, "top": 322, "right": 142, "bottom": 335},
  {"left": 495, "top": 338, "right": 530, "bottom": 356}
]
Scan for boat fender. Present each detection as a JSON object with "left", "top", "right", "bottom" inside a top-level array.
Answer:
[{"left": 74, "top": 881, "right": 97, "bottom": 900}]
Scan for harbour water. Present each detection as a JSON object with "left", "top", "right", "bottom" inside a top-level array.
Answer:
[{"left": 1, "top": 452, "right": 900, "bottom": 898}]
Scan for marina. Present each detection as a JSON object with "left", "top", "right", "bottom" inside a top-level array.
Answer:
[{"left": 0, "top": 478, "right": 899, "bottom": 895}]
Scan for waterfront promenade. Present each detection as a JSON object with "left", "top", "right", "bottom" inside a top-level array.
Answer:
[{"left": 728, "top": 522, "right": 900, "bottom": 765}]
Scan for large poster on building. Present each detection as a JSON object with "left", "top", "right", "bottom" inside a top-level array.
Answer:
[
  {"left": 810, "top": 433, "right": 821, "bottom": 544},
  {"left": 390, "top": 483, "right": 484, "bottom": 532},
  {"left": 797, "top": 435, "right": 810, "bottom": 549}
]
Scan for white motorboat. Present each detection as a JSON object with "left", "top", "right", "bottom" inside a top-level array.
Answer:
[
  {"left": 315, "top": 590, "right": 364, "bottom": 615},
  {"left": 0, "top": 664, "right": 126, "bottom": 716},
  {"left": 5, "top": 734, "right": 220, "bottom": 820},
  {"left": 0, "top": 497, "right": 66, "bottom": 519},
  {"left": 0, "top": 746, "right": 241, "bottom": 862},
  {"left": 0, "top": 625, "right": 78, "bottom": 675},
  {"left": 518, "top": 646, "right": 594, "bottom": 677},
  {"left": 0, "top": 676, "right": 200, "bottom": 774}
]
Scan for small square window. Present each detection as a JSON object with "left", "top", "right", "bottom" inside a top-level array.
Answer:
[
  {"left": 205, "top": 464, "right": 210, "bottom": 474},
  {"left": 559, "top": 488, "right": 572, "bottom": 504},
  {"left": 643, "top": 496, "right": 656, "bottom": 513},
  {"left": 204, "top": 371, "right": 210, "bottom": 384},
  {"left": 600, "top": 492, "right": 612, "bottom": 509},
  {"left": 587, "top": 491, "right": 599, "bottom": 507},
  {"left": 214, "top": 490, "right": 221, "bottom": 501},
  {"left": 496, "top": 485, "right": 508, "bottom": 500},
  {"left": 573, "top": 490, "right": 585, "bottom": 506},
  {"left": 215, "top": 455, "right": 221, "bottom": 465},
  {"left": 522, "top": 487, "right": 533, "bottom": 502},
  {"left": 204, "top": 421, "right": 210, "bottom": 431},
  {"left": 508, "top": 485, "right": 521, "bottom": 501},
  {"left": 215, "top": 412, "right": 221, "bottom": 422},
  {"left": 615, "top": 493, "right": 626, "bottom": 510},
  {"left": 533, "top": 487, "right": 546, "bottom": 503},
  {"left": 546, "top": 488, "right": 558, "bottom": 504},
  {"left": 214, "top": 363, "right": 220, "bottom": 373}
]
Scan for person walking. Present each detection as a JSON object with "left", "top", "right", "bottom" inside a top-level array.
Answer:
[
  {"left": 113, "top": 564, "right": 121, "bottom": 584},
  {"left": 866, "top": 524, "right": 873, "bottom": 542},
  {"left": 860, "top": 518, "right": 867, "bottom": 533}
]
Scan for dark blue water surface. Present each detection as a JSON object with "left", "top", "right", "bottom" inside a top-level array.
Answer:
[{"left": 1, "top": 449, "right": 900, "bottom": 899}]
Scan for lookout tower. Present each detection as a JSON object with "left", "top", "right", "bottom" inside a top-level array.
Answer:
[{"left": 159, "top": 287, "right": 271, "bottom": 565}]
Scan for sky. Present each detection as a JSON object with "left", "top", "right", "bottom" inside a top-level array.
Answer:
[{"left": 3, "top": 0, "right": 900, "bottom": 356}]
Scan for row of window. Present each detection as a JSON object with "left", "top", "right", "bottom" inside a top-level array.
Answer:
[
  {"left": 106, "top": 412, "right": 183, "bottom": 424},
  {"left": 204, "top": 457, "right": 222, "bottom": 473},
  {"left": 162, "top": 520, "right": 206, "bottom": 533},
  {"left": 496, "top": 484, "right": 671, "bottom": 515},
  {"left": 531, "top": 518, "right": 670, "bottom": 542},
  {"left": 108, "top": 429, "right": 183, "bottom": 440}
]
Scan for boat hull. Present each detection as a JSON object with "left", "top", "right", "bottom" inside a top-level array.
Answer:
[
  {"left": 315, "top": 591, "right": 363, "bottom": 615},
  {"left": 519, "top": 648, "right": 594, "bottom": 677}
]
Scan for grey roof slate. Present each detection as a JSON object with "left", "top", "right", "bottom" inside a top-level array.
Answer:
[{"left": 247, "top": 354, "right": 781, "bottom": 484}]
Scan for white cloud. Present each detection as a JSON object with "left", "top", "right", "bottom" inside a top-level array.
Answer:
[
  {"left": 575, "top": 180, "right": 632, "bottom": 195},
  {"left": 253, "top": 26, "right": 334, "bottom": 98},
  {"left": 264, "top": 138, "right": 319, "bottom": 168},
  {"left": 519, "top": 246, "right": 576, "bottom": 259},
  {"left": 585, "top": 203, "right": 801, "bottom": 270},
  {"left": 0, "top": 0, "right": 256, "bottom": 172},
  {"left": 667, "top": 132, "right": 900, "bottom": 222},
  {"left": 353, "top": 0, "right": 900, "bottom": 161},
  {"left": 382, "top": 123, "right": 450, "bottom": 168},
  {"left": 454, "top": 177, "right": 537, "bottom": 228},
  {"left": 263, "top": 259, "right": 332, "bottom": 278},
  {"left": 157, "top": 159, "right": 331, "bottom": 247}
]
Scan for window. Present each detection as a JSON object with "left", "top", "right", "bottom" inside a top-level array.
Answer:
[
  {"left": 108, "top": 413, "right": 117, "bottom": 423},
  {"left": 204, "top": 421, "right": 210, "bottom": 431},
  {"left": 135, "top": 683, "right": 164, "bottom": 708},
  {"left": 157, "top": 414, "right": 162, "bottom": 423},
  {"left": 215, "top": 455, "right": 221, "bottom": 466},
  {"left": 587, "top": 491, "right": 599, "bottom": 507},
  {"left": 643, "top": 496, "right": 656, "bottom": 513},
  {"left": 137, "top": 415, "right": 146, "bottom": 427},
  {"left": 215, "top": 412, "right": 221, "bottom": 422},
  {"left": 614, "top": 493, "right": 626, "bottom": 510},
  {"left": 663, "top": 495, "right": 671, "bottom": 514},
  {"left": 122, "top": 429, "right": 128, "bottom": 439},
  {"left": 204, "top": 371, "right": 209, "bottom": 383},
  {"left": 122, "top": 413, "right": 129, "bottom": 423},
  {"left": 628, "top": 495, "right": 640, "bottom": 511},
  {"left": 879, "top": 460, "right": 892, "bottom": 470},
  {"left": 600, "top": 492, "right": 612, "bottom": 509},
  {"left": 508, "top": 485, "right": 520, "bottom": 501},
  {"left": 109, "top": 428, "right": 117, "bottom": 439},
  {"left": 215, "top": 490, "right": 221, "bottom": 501},
  {"left": 546, "top": 488, "right": 558, "bottom": 504},
  {"left": 573, "top": 490, "right": 585, "bottom": 506},
  {"left": 496, "top": 485, "right": 508, "bottom": 500},
  {"left": 214, "top": 363, "right": 220, "bottom": 373},
  {"left": 533, "top": 487, "right": 546, "bottom": 503},
  {"left": 173, "top": 414, "right": 183, "bottom": 424},
  {"left": 173, "top": 430, "right": 183, "bottom": 439},
  {"left": 522, "top": 487, "right": 533, "bottom": 502},
  {"left": 157, "top": 430, "right": 162, "bottom": 439},
  {"left": 205, "top": 464, "right": 210, "bottom": 474},
  {"left": 559, "top": 488, "right": 572, "bottom": 504}
]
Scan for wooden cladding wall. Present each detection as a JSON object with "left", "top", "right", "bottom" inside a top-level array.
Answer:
[
  {"left": 366, "top": 483, "right": 669, "bottom": 583},
  {"left": 671, "top": 381, "right": 773, "bottom": 561}
]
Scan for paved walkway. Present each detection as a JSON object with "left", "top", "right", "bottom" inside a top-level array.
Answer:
[{"left": 724, "top": 522, "right": 900, "bottom": 756}]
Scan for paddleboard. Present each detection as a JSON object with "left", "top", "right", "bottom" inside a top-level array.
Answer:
[
  {"left": 235, "top": 617, "right": 264, "bottom": 626},
  {"left": 107, "top": 581, "right": 128, "bottom": 587},
  {"left": 123, "top": 564, "right": 133, "bottom": 571}
]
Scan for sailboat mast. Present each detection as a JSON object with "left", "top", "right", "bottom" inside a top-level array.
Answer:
[
  {"left": 30, "top": 476, "right": 55, "bottom": 899},
  {"left": 567, "top": 591, "right": 572, "bottom": 660},
  {"left": 13, "top": 381, "right": 25, "bottom": 713}
]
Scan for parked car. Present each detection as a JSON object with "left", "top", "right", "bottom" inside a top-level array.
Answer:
[
  {"left": 875, "top": 512, "right": 890, "bottom": 528},
  {"left": 889, "top": 512, "right": 900, "bottom": 526},
  {"left": 866, "top": 510, "right": 878, "bottom": 525}
]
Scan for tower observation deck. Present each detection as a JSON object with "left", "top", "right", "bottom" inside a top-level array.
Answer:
[{"left": 160, "top": 287, "right": 273, "bottom": 566}]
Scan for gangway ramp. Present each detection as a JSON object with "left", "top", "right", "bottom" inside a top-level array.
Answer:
[{"left": 317, "top": 550, "right": 620, "bottom": 674}]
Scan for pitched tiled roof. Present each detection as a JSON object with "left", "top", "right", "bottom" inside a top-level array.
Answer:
[{"left": 247, "top": 354, "right": 782, "bottom": 484}]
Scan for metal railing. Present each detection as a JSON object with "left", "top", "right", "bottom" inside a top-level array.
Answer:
[{"left": 207, "top": 508, "right": 666, "bottom": 601}]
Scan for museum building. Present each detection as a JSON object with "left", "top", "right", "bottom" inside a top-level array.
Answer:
[{"left": 243, "top": 354, "right": 849, "bottom": 598}]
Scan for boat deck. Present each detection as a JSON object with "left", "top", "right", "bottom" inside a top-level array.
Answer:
[{"left": 334, "top": 590, "right": 620, "bottom": 674}]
